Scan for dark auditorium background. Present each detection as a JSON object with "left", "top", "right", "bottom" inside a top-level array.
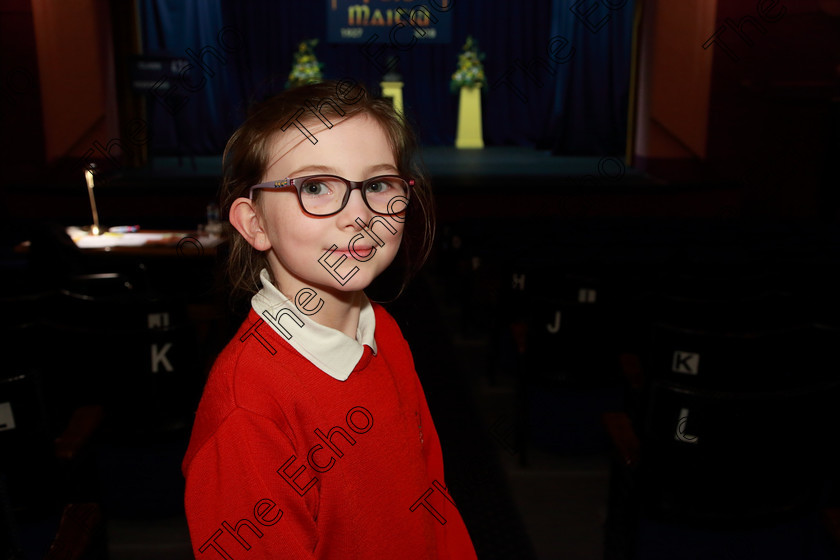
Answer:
[{"left": 2, "top": 0, "right": 840, "bottom": 559}]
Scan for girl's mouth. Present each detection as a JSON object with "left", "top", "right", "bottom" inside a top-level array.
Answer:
[
  {"left": 329, "top": 246, "right": 374, "bottom": 255},
  {"left": 330, "top": 245, "right": 376, "bottom": 261}
]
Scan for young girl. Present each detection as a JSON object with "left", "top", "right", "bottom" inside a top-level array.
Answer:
[{"left": 182, "top": 80, "right": 477, "bottom": 559}]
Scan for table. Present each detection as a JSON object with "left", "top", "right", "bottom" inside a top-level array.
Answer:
[{"left": 16, "top": 227, "right": 225, "bottom": 258}]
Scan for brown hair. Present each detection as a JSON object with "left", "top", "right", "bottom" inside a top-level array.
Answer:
[{"left": 219, "top": 79, "right": 435, "bottom": 304}]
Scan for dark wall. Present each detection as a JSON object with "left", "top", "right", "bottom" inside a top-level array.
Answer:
[
  {"left": 0, "top": 0, "right": 44, "bottom": 182},
  {"left": 706, "top": 0, "right": 840, "bottom": 218}
]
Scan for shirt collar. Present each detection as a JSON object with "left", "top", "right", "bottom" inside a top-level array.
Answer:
[{"left": 251, "top": 269, "right": 377, "bottom": 381}]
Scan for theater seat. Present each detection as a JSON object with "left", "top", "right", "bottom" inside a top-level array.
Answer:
[
  {"left": 0, "top": 357, "right": 105, "bottom": 559},
  {"left": 602, "top": 322, "right": 840, "bottom": 559},
  {"left": 603, "top": 405, "right": 840, "bottom": 560},
  {"left": 503, "top": 262, "right": 626, "bottom": 464},
  {"left": 48, "top": 274, "right": 202, "bottom": 434}
]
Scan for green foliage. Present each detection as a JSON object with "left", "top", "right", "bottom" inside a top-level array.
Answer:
[
  {"left": 286, "top": 38, "right": 324, "bottom": 89},
  {"left": 450, "top": 36, "right": 486, "bottom": 93}
]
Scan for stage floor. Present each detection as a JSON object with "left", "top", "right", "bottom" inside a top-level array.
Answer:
[{"left": 420, "top": 146, "right": 642, "bottom": 188}]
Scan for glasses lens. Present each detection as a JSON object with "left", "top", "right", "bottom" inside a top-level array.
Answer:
[
  {"left": 364, "top": 177, "right": 409, "bottom": 214},
  {"left": 298, "top": 176, "right": 348, "bottom": 215}
]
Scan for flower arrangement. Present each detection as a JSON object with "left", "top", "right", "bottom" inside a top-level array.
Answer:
[
  {"left": 450, "top": 36, "right": 486, "bottom": 92},
  {"left": 286, "top": 39, "right": 324, "bottom": 89}
]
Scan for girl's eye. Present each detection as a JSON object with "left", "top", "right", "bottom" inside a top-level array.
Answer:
[
  {"left": 301, "top": 181, "right": 331, "bottom": 196},
  {"left": 366, "top": 181, "right": 391, "bottom": 193}
]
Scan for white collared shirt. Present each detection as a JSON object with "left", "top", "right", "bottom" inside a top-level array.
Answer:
[{"left": 250, "top": 269, "right": 377, "bottom": 381}]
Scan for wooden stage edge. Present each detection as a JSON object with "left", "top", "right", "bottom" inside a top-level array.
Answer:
[
  {"left": 111, "top": 148, "right": 657, "bottom": 190},
  {"left": 5, "top": 148, "right": 744, "bottom": 223}
]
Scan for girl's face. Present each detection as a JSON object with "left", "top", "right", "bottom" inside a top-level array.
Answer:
[{"left": 255, "top": 114, "right": 405, "bottom": 296}]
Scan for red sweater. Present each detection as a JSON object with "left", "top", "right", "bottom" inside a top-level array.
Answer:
[{"left": 182, "top": 304, "right": 477, "bottom": 559}]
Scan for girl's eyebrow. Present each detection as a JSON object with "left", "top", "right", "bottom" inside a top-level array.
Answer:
[
  {"left": 288, "top": 164, "right": 336, "bottom": 176},
  {"left": 366, "top": 163, "right": 400, "bottom": 175},
  {"left": 287, "top": 163, "right": 399, "bottom": 177}
]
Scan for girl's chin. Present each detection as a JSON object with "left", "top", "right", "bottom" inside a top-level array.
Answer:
[
  {"left": 316, "top": 273, "right": 378, "bottom": 294},
  {"left": 296, "top": 264, "right": 376, "bottom": 293},
  {"left": 270, "top": 254, "right": 395, "bottom": 296},
  {"left": 312, "top": 257, "right": 396, "bottom": 293}
]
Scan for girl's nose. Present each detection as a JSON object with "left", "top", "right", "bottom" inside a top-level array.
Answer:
[{"left": 338, "top": 188, "right": 371, "bottom": 226}]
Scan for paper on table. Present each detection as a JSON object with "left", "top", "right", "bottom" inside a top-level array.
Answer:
[
  {"left": 74, "top": 233, "right": 176, "bottom": 248},
  {"left": 66, "top": 226, "right": 223, "bottom": 250}
]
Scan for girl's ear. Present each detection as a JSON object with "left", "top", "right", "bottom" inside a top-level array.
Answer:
[{"left": 230, "top": 197, "right": 272, "bottom": 251}]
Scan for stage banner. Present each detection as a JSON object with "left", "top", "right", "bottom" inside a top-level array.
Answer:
[{"left": 326, "top": 0, "right": 453, "bottom": 44}]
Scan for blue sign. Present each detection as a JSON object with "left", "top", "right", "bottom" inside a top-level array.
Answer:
[{"left": 326, "top": 0, "right": 453, "bottom": 44}]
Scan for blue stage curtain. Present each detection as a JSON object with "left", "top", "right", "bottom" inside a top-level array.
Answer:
[
  {"left": 137, "top": 1, "right": 634, "bottom": 155},
  {"left": 548, "top": 0, "right": 636, "bottom": 155},
  {"left": 139, "top": 0, "right": 237, "bottom": 155}
]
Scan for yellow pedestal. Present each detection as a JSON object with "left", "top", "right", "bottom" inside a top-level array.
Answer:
[
  {"left": 455, "top": 85, "right": 484, "bottom": 149},
  {"left": 380, "top": 81, "right": 404, "bottom": 118}
]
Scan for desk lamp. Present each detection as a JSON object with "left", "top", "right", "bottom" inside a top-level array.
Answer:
[{"left": 85, "top": 165, "right": 102, "bottom": 235}]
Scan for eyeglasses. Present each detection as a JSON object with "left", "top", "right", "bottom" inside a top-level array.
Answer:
[{"left": 249, "top": 174, "right": 413, "bottom": 217}]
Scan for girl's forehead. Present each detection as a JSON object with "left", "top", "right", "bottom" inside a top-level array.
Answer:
[{"left": 263, "top": 114, "right": 395, "bottom": 179}]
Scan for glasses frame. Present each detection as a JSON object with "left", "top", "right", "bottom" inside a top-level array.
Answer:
[{"left": 248, "top": 174, "right": 413, "bottom": 217}]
